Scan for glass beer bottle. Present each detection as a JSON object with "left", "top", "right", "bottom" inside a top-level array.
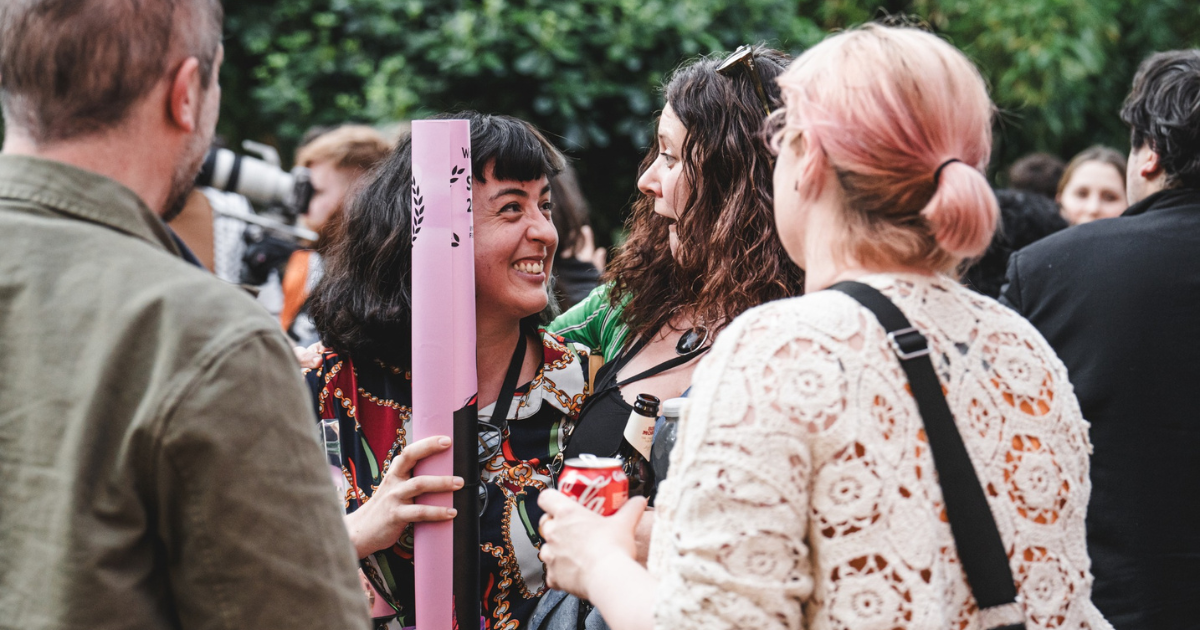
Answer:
[{"left": 618, "top": 393, "right": 660, "bottom": 498}]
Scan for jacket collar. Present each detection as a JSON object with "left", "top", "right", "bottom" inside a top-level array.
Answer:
[
  {"left": 0, "top": 154, "right": 181, "bottom": 257},
  {"left": 1121, "top": 186, "right": 1200, "bottom": 218}
]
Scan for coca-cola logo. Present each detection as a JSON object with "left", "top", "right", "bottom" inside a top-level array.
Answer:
[{"left": 559, "top": 469, "right": 627, "bottom": 514}]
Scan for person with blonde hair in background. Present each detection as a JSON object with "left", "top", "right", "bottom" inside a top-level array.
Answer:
[
  {"left": 537, "top": 24, "right": 1111, "bottom": 630},
  {"left": 282, "top": 124, "right": 391, "bottom": 345}
]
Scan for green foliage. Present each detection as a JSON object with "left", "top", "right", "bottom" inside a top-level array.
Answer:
[
  {"left": 914, "top": 0, "right": 1200, "bottom": 178},
  {"left": 224, "top": 0, "right": 821, "bottom": 149},
  {"left": 4, "top": 1, "right": 1196, "bottom": 237},
  {"left": 216, "top": 0, "right": 1200, "bottom": 238},
  {"left": 219, "top": 0, "right": 824, "bottom": 240}
]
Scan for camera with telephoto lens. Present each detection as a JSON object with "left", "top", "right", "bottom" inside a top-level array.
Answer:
[{"left": 195, "top": 144, "right": 313, "bottom": 218}]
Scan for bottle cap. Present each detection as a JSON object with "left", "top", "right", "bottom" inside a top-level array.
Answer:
[
  {"left": 662, "top": 397, "right": 689, "bottom": 421},
  {"left": 633, "top": 393, "right": 661, "bottom": 417}
]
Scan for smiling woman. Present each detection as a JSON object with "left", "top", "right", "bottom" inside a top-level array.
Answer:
[
  {"left": 303, "top": 112, "right": 592, "bottom": 630},
  {"left": 474, "top": 165, "right": 558, "bottom": 324}
]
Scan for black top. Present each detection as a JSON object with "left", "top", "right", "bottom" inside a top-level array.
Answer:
[
  {"left": 564, "top": 335, "right": 707, "bottom": 461},
  {"left": 1001, "top": 188, "right": 1200, "bottom": 630}
]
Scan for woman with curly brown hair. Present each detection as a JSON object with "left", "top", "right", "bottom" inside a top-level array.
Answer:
[{"left": 548, "top": 46, "right": 804, "bottom": 485}]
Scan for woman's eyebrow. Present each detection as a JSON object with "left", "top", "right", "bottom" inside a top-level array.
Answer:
[{"left": 489, "top": 187, "right": 528, "bottom": 201}]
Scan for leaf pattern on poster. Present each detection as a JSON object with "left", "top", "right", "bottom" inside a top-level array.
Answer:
[{"left": 411, "top": 176, "right": 424, "bottom": 243}]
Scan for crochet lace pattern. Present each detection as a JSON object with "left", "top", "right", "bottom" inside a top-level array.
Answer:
[{"left": 649, "top": 274, "right": 1113, "bottom": 630}]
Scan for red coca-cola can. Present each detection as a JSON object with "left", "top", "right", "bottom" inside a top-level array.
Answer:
[{"left": 558, "top": 455, "right": 629, "bottom": 516}]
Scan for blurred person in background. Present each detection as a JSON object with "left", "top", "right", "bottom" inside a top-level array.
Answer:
[
  {"left": 1007, "top": 151, "right": 1066, "bottom": 200},
  {"left": 549, "top": 161, "right": 604, "bottom": 310},
  {"left": 1002, "top": 50, "right": 1200, "bottom": 630},
  {"left": 539, "top": 24, "right": 1112, "bottom": 630},
  {"left": 963, "top": 188, "right": 1068, "bottom": 298},
  {"left": 304, "top": 113, "right": 590, "bottom": 629},
  {"left": 0, "top": 1, "right": 368, "bottom": 628},
  {"left": 282, "top": 124, "right": 391, "bottom": 346},
  {"left": 1055, "top": 145, "right": 1128, "bottom": 224}
]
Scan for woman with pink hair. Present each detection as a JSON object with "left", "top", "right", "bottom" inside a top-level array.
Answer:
[{"left": 536, "top": 24, "right": 1112, "bottom": 630}]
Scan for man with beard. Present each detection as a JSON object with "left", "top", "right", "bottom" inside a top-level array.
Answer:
[{"left": 0, "top": 2, "right": 369, "bottom": 628}]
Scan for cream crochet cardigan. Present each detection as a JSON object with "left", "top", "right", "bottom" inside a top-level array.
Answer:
[{"left": 649, "top": 274, "right": 1112, "bottom": 630}]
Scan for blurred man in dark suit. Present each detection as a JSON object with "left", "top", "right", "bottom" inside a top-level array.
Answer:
[{"left": 1002, "top": 50, "right": 1200, "bottom": 630}]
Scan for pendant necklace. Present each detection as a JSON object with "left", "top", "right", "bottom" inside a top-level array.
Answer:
[{"left": 675, "top": 325, "right": 709, "bottom": 355}]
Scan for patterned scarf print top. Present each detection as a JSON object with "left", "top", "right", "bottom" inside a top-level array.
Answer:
[{"left": 306, "top": 330, "right": 590, "bottom": 630}]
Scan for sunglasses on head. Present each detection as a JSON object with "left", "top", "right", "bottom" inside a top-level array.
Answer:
[{"left": 716, "top": 45, "right": 774, "bottom": 116}]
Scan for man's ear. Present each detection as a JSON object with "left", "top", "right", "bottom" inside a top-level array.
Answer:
[
  {"left": 1139, "top": 147, "right": 1164, "bottom": 181},
  {"left": 167, "top": 57, "right": 203, "bottom": 133}
]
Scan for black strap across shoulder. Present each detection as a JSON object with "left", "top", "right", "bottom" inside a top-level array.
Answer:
[
  {"left": 828, "top": 281, "right": 1025, "bottom": 630},
  {"left": 495, "top": 330, "right": 528, "bottom": 421},
  {"left": 563, "top": 334, "right": 709, "bottom": 461}
]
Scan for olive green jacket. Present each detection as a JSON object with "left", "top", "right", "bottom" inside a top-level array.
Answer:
[{"left": 0, "top": 155, "right": 368, "bottom": 630}]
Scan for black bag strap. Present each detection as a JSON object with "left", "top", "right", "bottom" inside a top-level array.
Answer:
[{"left": 828, "top": 281, "right": 1025, "bottom": 630}]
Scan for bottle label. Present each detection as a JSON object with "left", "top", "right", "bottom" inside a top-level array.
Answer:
[{"left": 623, "top": 413, "right": 656, "bottom": 460}]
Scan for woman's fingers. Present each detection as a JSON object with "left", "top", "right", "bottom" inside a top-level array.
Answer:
[
  {"left": 293, "top": 345, "right": 323, "bottom": 369},
  {"left": 390, "top": 436, "right": 453, "bottom": 477},
  {"left": 398, "top": 475, "right": 464, "bottom": 499},
  {"left": 396, "top": 503, "right": 458, "bottom": 523}
]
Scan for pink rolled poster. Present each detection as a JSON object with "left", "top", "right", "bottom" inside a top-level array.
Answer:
[{"left": 410, "top": 119, "right": 478, "bottom": 629}]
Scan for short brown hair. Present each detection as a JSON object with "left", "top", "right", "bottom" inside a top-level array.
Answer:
[
  {"left": 0, "top": 0, "right": 224, "bottom": 144},
  {"left": 295, "top": 125, "right": 392, "bottom": 173},
  {"left": 1008, "top": 152, "right": 1066, "bottom": 199}
]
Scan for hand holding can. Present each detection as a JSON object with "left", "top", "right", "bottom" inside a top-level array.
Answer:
[{"left": 558, "top": 455, "right": 629, "bottom": 516}]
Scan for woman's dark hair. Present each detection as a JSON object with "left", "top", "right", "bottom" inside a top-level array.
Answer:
[
  {"left": 1120, "top": 49, "right": 1200, "bottom": 190},
  {"left": 310, "top": 112, "right": 565, "bottom": 366},
  {"left": 605, "top": 46, "right": 805, "bottom": 339},
  {"left": 550, "top": 161, "right": 591, "bottom": 257},
  {"left": 964, "top": 188, "right": 1067, "bottom": 298}
]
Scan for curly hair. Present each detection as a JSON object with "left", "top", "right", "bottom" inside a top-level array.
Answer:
[{"left": 605, "top": 47, "right": 805, "bottom": 340}]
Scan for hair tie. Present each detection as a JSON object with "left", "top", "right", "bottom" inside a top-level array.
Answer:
[{"left": 933, "top": 158, "right": 963, "bottom": 186}]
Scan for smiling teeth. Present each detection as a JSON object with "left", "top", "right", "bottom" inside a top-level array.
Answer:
[{"left": 514, "top": 261, "right": 543, "bottom": 274}]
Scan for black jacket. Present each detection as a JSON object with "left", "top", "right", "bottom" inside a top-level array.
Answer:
[{"left": 1001, "top": 188, "right": 1200, "bottom": 630}]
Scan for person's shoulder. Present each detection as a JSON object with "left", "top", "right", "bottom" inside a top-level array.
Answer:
[
  {"left": 712, "top": 291, "right": 869, "bottom": 364},
  {"left": 1015, "top": 211, "right": 1156, "bottom": 266},
  {"left": 80, "top": 245, "right": 290, "bottom": 380},
  {"left": 732, "top": 290, "right": 867, "bottom": 338},
  {"left": 539, "top": 328, "right": 591, "bottom": 367},
  {"left": 537, "top": 328, "right": 589, "bottom": 414},
  {"left": 146, "top": 258, "right": 278, "bottom": 334}
]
